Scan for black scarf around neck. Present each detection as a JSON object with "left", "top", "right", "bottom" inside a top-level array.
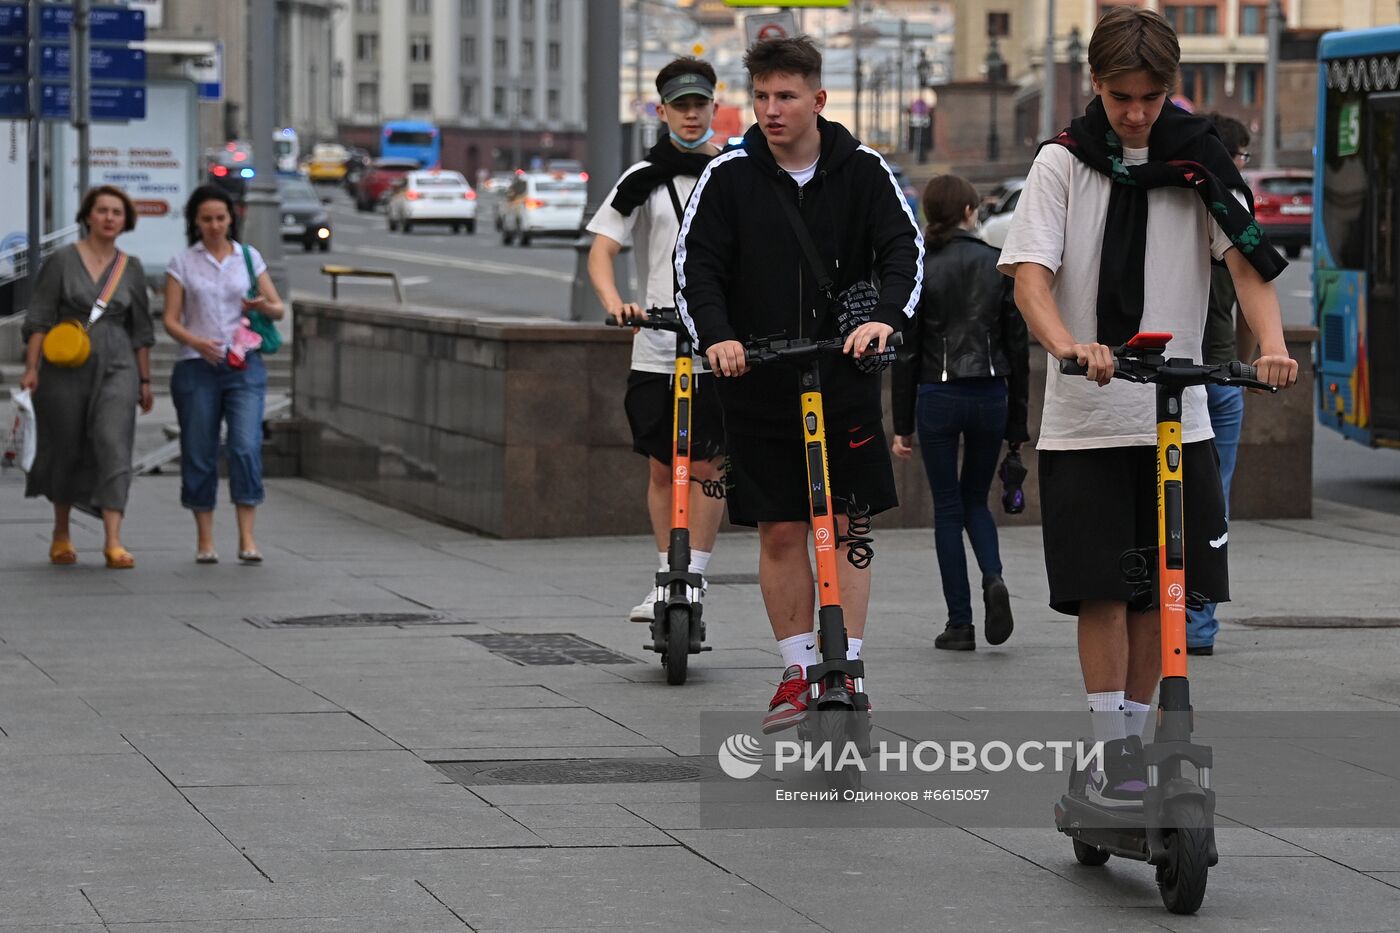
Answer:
[
  {"left": 1045, "top": 99, "right": 1287, "bottom": 346},
  {"left": 609, "top": 138, "right": 714, "bottom": 218}
]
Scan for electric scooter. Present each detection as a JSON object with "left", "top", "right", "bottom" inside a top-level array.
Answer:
[
  {"left": 1054, "top": 332, "right": 1276, "bottom": 915},
  {"left": 717, "top": 331, "right": 901, "bottom": 792},
  {"left": 607, "top": 308, "right": 713, "bottom": 684}
]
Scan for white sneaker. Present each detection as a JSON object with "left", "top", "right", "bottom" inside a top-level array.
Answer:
[{"left": 628, "top": 586, "right": 662, "bottom": 623}]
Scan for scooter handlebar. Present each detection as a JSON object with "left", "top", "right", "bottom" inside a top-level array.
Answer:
[
  {"left": 1059, "top": 356, "right": 1277, "bottom": 392},
  {"left": 602, "top": 307, "right": 686, "bottom": 332}
]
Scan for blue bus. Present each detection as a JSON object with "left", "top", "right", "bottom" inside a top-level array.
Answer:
[
  {"left": 379, "top": 120, "right": 441, "bottom": 168},
  {"left": 1314, "top": 26, "right": 1400, "bottom": 450}
]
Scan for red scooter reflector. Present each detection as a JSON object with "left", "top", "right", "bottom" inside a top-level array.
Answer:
[{"left": 1127, "top": 331, "right": 1173, "bottom": 349}]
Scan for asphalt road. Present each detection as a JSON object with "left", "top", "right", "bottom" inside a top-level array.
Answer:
[{"left": 285, "top": 186, "right": 585, "bottom": 318}]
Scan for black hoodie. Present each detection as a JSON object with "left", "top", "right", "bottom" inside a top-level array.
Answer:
[{"left": 675, "top": 117, "right": 924, "bottom": 434}]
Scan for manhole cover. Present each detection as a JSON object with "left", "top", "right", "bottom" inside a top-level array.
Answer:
[
  {"left": 433, "top": 758, "right": 712, "bottom": 786},
  {"left": 460, "top": 633, "right": 636, "bottom": 666},
  {"left": 1234, "top": 616, "right": 1400, "bottom": 629},
  {"left": 246, "top": 612, "right": 468, "bottom": 629},
  {"left": 706, "top": 573, "right": 760, "bottom": 585}
]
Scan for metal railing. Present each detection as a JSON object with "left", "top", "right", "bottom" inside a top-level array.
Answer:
[{"left": 0, "top": 223, "right": 82, "bottom": 290}]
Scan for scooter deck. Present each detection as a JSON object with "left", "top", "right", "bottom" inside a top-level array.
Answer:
[{"left": 1055, "top": 793, "right": 1152, "bottom": 862}]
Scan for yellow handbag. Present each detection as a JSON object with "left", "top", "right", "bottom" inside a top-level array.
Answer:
[{"left": 42, "top": 252, "right": 128, "bottom": 368}]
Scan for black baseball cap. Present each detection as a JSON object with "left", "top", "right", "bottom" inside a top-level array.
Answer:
[{"left": 660, "top": 72, "right": 716, "bottom": 103}]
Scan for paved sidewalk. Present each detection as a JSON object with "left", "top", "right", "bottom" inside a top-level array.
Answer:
[{"left": 2, "top": 469, "right": 1398, "bottom": 931}]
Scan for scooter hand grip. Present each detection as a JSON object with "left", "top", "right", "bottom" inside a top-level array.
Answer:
[
  {"left": 1228, "top": 361, "right": 1257, "bottom": 380},
  {"left": 886, "top": 332, "right": 904, "bottom": 348},
  {"left": 1059, "top": 358, "right": 1089, "bottom": 375}
]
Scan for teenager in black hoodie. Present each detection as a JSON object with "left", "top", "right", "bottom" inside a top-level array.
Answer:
[{"left": 675, "top": 36, "right": 923, "bottom": 733}]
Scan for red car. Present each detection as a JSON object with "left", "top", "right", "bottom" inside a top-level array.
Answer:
[
  {"left": 1243, "top": 169, "right": 1312, "bottom": 259},
  {"left": 354, "top": 158, "right": 421, "bottom": 212}
]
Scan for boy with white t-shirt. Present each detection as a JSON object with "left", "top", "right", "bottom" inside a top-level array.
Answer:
[
  {"left": 997, "top": 6, "right": 1297, "bottom": 809},
  {"left": 587, "top": 58, "right": 726, "bottom": 622}
]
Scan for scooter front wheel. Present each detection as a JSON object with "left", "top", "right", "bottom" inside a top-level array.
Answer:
[
  {"left": 1157, "top": 800, "right": 1210, "bottom": 914},
  {"left": 663, "top": 605, "right": 690, "bottom": 686},
  {"left": 814, "top": 709, "right": 862, "bottom": 793}
]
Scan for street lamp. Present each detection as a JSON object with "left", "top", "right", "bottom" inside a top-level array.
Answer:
[
  {"left": 986, "top": 37, "right": 1006, "bottom": 162},
  {"left": 1066, "top": 26, "right": 1083, "bottom": 119},
  {"left": 913, "top": 48, "right": 932, "bottom": 163}
]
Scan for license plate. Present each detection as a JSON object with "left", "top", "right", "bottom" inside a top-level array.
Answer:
[
  {"left": 433, "top": 194, "right": 457, "bottom": 201},
  {"left": 1280, "top": 204, "right": 1311, "bottom": 215}
]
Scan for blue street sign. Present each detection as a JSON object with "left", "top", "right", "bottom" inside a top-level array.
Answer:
[
  {"left": 40, "top": 5, "right": 145, "bottom": 42},
  {"left": 40, "top": 82, "right": 144, "bottom": 120},
  {"left": 39, "top": 44, "right": 145, "bottom": 81},
  {"left": 0, "top": 41, "right": 22, "bottom": 78},
  {"left": 0, "top": 80, "right": 26, "bottom": 117},
  {"left": 0, "top": 4, "right": 25, "bottom": 40}
]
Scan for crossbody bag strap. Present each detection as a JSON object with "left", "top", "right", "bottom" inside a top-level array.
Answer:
[
  {"left": 664, "top": 178, "right": 686, "bottom": 223},
  {"left": 765, "top": 173, "right": 835, "bottom": 299},
  {"left": 85, "top": 252, "right": 128, "bottom": 327}
]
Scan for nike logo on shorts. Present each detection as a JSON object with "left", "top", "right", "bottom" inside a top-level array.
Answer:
[
  {"left": 1210, "top": 533, "right": 1228, "bottom": 549},
  {"left": 849, "top": 436, "right": 875, "bottom": 449}
]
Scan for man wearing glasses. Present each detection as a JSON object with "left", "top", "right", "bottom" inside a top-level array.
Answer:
[{"left": 1188, "top": 112, "right": 1253, "bottom": 656}]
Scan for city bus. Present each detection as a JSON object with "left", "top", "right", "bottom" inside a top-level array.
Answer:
[
  {"left": 379, "top": 119, "right": 441, "bottom": 168},
  {"left": 1314, "top": 25, "right": 1400, "bottom": 449}
]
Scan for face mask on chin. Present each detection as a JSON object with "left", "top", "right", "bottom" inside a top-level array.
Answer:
[{"left": 670, "top": 128, "right": 715, "bottom": 150}]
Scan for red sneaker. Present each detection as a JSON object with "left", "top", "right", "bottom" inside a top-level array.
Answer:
[{"left": 762, "top": 665, "right": 809, "bottom": 734}]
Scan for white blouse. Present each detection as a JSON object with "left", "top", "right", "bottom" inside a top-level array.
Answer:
[{"left": 166, "top": 240, "right": 267, "bottom": 361}]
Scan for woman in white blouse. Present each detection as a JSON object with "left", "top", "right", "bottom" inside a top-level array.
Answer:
[{"left": 162, "top": 185, "right": 284, "bottom": 564}]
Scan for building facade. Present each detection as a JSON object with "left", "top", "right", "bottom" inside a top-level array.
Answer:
[{"left": 334, "top": 0, "right": 587, "bottom": 181}]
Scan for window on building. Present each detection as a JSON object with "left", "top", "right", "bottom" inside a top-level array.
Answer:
[
  {"left": 1239, "top": 65, "right": 1259, "bottom": 105},
  {"left": 521, "top": 86, "right": 533, "bottom": 115},
  {"left": 461, "top": 81, "right": 478, "bottom": 115},
  {"left": 355, "top": 0, "right": 378, "bottom": 13},
  {"left": 355, "top": 33, "right": 379, "bottom": 62},
  {"left": 356, "top": 81, "right": 378, "bottom": 114},
  {"left": 412, "top": 83, "right": 432, "bottom": 111},
  {"left": 522, "top": 39, "right": 534, "bottom": 68},
  {"left": 1240, "top": 4, "right": 1263, "bottom": 35},
  {"left": 547, "top": 87, "right": 560, "bottom": 119},
  {"left": 495, "top": 37, "right": 507, "bottom": 62},
  {"left": 986, "top": 11, "right": 1010, "bottom": 37},
  {"left": 460, "top": 0, "right": 476, "bottom": 16},
  {"left": 410, "top": 0, "right": 430, "bottom": 14},
  {"left": 495, "top": 0, "right": 508, "bottom": 18},
  {"left": 522, "top": 0, "right": 534, "bottom": 20},
  {"left": 547, "top": 40, "right": 560, "bottom": 70},
  {"left": 461, "top": 36, "right": 476, "bottom": 64},
  {"left": 1165, "top": 5, "right": 1220, "bottom": 36},
  {"left": 410, "top": 34, "right": 432, "bottom": 62},
  {"left": 493, "top": 85, "right": 506, "bottom": 116},
  {"left": 1180, "top": 65, "right": 1217, "bottom": 106},
  {"left": 547, "top": 0, "right": 560, "bottom": 22}
]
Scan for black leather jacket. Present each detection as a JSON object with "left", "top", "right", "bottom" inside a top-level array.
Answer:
[{"left": 892, "top": 230, "right": 1030, "bottom": 441}]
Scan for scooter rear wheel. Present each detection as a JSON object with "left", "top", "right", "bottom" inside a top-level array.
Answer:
[
  {"left": 1072, "top": 839, "right": 1111, "bottom": 866},
  {"left": 1157, "top": 800, "right": 1210, "bottom": 914},
  {"left": 663, "top": 606, "right": 689, "bottom": 686}
]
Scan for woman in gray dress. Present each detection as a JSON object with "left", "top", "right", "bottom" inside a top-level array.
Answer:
[{"left": 19, "top": 185, "right": 155, "bottom": 568}]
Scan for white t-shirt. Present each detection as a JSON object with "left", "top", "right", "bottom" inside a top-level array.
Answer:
[
  {"left": 587, "top": 161, "right": 702, "bottom": 374},
  {"left": 997, "top": 144, "right": 1234, "bottom": 450},
  {"left": 788, "top": 157, "right": 820, "bottom": 187},
  {"left": 166, "top": 240, "right": 267, "bottom": 362}
]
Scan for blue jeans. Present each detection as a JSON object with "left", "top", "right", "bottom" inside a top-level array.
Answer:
[
  {"left": 915, "top": 379, "right": 1008, "bottom": 627},
  {"left": 1187, "top": 383, "right": 1244, "bottom": 647},
  {"left": 171, "top": 355, "right": 267, "bottom": 511}
]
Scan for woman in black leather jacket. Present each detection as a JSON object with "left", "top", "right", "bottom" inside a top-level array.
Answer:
[{"left": 892, "top": 175, "right": 1030, "bottom": 651}]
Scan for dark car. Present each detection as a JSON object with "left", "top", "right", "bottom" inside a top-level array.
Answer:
[
  {"left": 206, "top": 140, "right": 256, "bottom": 204},
  {"left": 1242, "top": 168, "right": 1312, "bottom": 259},
  {"left": 354, "top": 157, "right": 420, "bottom": 212},
  {"left": 277, "top": 175, "right": 332, "bottom": 252},
  {"left": 341, "top": 146, "right": 373, "bottom": 195}
]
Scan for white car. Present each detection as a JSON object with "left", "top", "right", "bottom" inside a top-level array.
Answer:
[
  {"left": 977, "top": 180, "right": 1024, "bottom": 250},
  {"left": 386, "top": 170, "right": 478, "bottom": 234},
  {"left": 499, "top": 172, "right": 587, "bottom": 246}
]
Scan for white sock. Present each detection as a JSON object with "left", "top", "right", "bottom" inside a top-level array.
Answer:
[
  {"left": 658, "top": 551, "right": 669, "bottom": 571},
  {"left": 846, "top": 637, "right": 863, "bottom": 661},
  {"left": 688, "top": 549, "right": 712, "bottom": 576},
  {"left": 777, "top": 632, "right": 819, "bottom": 672},
  {"left": 1088, "top": 691, "right": 1127, "bottom": 745},
  {"left": 1123, "top": 700, "right": 1152, "bottom": 738}
]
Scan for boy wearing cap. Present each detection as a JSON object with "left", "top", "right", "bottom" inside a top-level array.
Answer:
[{"left": 588, "top": 57, "right": 727, "bottom": 623}]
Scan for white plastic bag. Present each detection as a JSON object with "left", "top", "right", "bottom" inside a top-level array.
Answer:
[{"left": 5, "top": 388, "right": 36, "bottom": 473}]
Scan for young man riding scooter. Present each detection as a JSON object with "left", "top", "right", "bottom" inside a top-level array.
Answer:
[
  {"left": 675, "top": 36, "right": 923, "bottom": 732},
  {"left": 588, "top": 58, "right": 727, "bottom": 622},
  {"left": 997, "top": 6, "right": 1297, "bottom": 808}
]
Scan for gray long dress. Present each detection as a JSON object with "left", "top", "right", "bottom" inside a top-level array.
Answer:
[{"left": 22, "top": 244, "right": 155, "bottom": 512}]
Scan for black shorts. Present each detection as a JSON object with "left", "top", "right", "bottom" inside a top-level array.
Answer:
[
  {"left": 624, "top": 370, "right": 725, "bottom": 464},
  {"left": 1039, "top": 442, "right": 1229, "bottom": 616},
  {"left": 725, "top": 415, "right": 899, "bottom": 527}
]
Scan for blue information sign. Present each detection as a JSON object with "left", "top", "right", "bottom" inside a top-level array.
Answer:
[
  {"left": 0, "top": 41, "right": 22, "bottom": 78},
  {"left": 0, "top": 4, "right": 25, "bottom": 39},
  {"left": 40, "top": 82, "right": 144, "bottom": 120},
  {"left": 0, "top": 80, "right": 26, "bottom": 117},
  {"left": 39, "top": 44, "right": 145, "bottom": 81},
  {"left": 40, "top": 5, "right": 145, "bottom": 42}
]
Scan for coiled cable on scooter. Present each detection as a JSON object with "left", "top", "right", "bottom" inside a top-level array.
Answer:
[
  {"left": 840, "top": 496, "right": 875, "bottom": 569},
  {"left": 696, "top": 477, "right": 727, "bottom": 500}
]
